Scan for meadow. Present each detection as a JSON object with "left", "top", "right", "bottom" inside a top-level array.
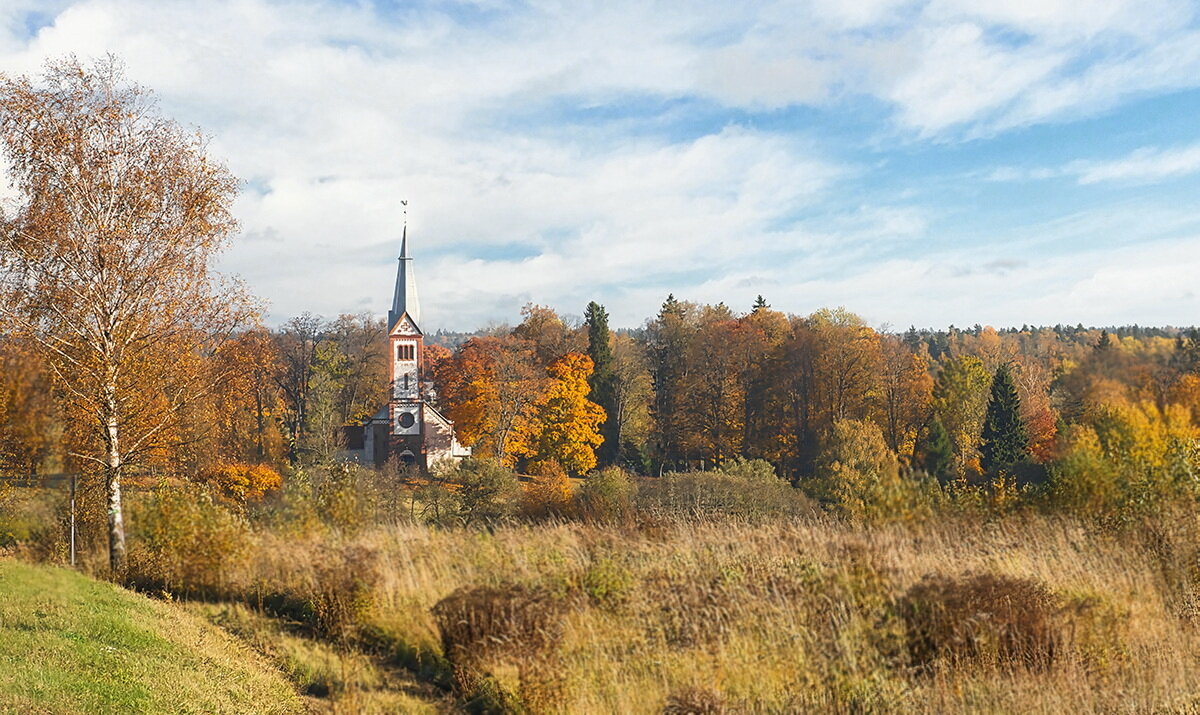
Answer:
[{"left": 8, "top": 463, "right": 1198, "bottom": 714}]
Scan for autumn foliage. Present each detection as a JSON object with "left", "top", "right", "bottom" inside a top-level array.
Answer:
[
  {"left": 510, "top": 352, "right": 605, "bottom": 475},
  {"left": 205, "top": 463, "right": 283, "bottom": 503}
]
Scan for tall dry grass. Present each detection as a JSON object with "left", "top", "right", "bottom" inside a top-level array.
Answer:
[{"left": 125, "top": 507, "right": 1200, "bottom": 713}]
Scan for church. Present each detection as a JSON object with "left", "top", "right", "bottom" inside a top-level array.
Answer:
[{"left": 344, "top": 224, "right": 469, "bottom": 470}]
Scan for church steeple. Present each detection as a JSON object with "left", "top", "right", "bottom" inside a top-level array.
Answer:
[{"left": 388, "top": 205, "right": 421, "bottom": 330}]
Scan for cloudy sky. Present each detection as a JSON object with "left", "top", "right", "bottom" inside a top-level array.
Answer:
[{"left": 2, "top": 0, "right": 1200, "bottom": 331}]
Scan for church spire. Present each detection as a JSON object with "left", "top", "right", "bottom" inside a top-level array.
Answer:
[{"left": 388, "top": 202, "right": 421, "bottom": 330}]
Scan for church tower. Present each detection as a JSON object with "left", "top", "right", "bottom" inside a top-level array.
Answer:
[
  {"left": 355, "top": 210, "right": 466, "bottom": 469},
  {"left": 387, "top": 224, "right": 426, "bottom": 463}
]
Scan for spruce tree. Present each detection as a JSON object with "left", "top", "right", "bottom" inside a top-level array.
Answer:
[
  {"left": 584, "top": 301, "right": 618, "bottom": 466},
  {"left": 979, "top": 364, "right": 1029, "bottom": 472},
  {"left": 918, "top": 417, "right": 954, "bottom": 484}
]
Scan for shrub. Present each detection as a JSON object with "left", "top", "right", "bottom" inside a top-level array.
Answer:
[
  {"left": 522, "top": 459, "right": 574, "bottom": 519},
  {"left": 125, "top": 485, "right": 252, "bottom": 598},
  {"left": 452, "top": 457, "right": 521, "bottom": 525},
  {"left": 0, "top": 487, "right": 59, "bottom": 553},
  {"left": 663, "top": 687, "right": 731, "bottom": 714},
  {"left": 636, "top": 460, "right": 812, "bottom": 520},
  {"left": 432, "top": 583, "right": 571, "bottom": 708},
  {"left": 811, "top": 420, "right": 937, "bottom": 522},
  {"left": 432, "top": 584, "right": 568, "bottom": 664},
  {"left": 1048, "top": 403, "right": 1200, "bottom": 524},
  {"left": 413, "top": 479, "right": 460, "bottom": 527},
  {"left": 899, "top": 573, "right": 1063, "bottom": 671},
  {"left": 576, "top": 466, "right": 636, "bottom": 521},
  {"left": 581, "top": 556, "right": 634, "bottom": 609},
  {"left": 715, "top": 457, "right": 777, "bottom": 481},
  {"left": 313, "top": 463, "right": 381, "bottom": 533},
  {"left": 306, "top": 544, "right": 382, "bottom": 640}
]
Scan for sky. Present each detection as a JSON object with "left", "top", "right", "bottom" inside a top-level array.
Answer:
[{"left": 2, "top": 0, "right": 1200, "bottom": 331}]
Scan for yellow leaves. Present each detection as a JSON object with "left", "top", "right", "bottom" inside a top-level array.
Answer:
[
  {"left": 433, "top": 337, "right": 505, "bottom": 453},
  {"left": 1086, "top": 399, "right": 1197, "bottom": 473},
  {"left": 1056, "top": 397, "right": 1200, "bottom": 520},
  {"left": 815, "top": 419, "right": 932, "bottom": 523},
  {"left": 523, "top": 459, "right": 575, "bottom": 516},
  {"left": 206, "top": 462, "right": 283, "bottom": 503},
  {"left": 1169, "top": 373, "right": 1200, "bottom": 425},
  {"left": 511, "top": 352, "right": 606, "bottom": 475}
]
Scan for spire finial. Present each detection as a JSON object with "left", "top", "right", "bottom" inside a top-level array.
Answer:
[
  {"left": 400, "top": 199, "right": 409, "bottom": 258},
  {"left": 389, "top": 200, "right": 421, "bottom": 329}
]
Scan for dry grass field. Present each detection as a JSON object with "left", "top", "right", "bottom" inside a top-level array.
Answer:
[{"left": 115, "top": 509, "right": 1200, "bottom": 713}]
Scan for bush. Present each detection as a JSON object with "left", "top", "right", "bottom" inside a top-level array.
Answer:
[
  {"left": 522, "top": 459, "right": 574, "bottom": 519},
  {"left": 0, "top": 487, "right": 59, "bottom": 553},
  {"left": 899, "top": 573, "right": 1064, "bottom": 671},
  {"left": 576, "top": 466, "right": 636, "bottom": 521},
  {"left": 811, "top": 420, "right": 937, "bottom": 523},
  {"left": 313, "top": 463, "right": 382, "bottom": 533},
  {"left": 452, "top": 457, "right": 521, "bottom": 526},
  {"left": 305, "top": 544, "right": 382, "bottom": 640},
  {"left": 432, "top": 583, "right": 571, "bottom": 708},
  {"left": 205, "top": 462, "right": 283, "bottom": 504},
  {"left": 432, "top": 584, "right": 568, "bottom": 664},
  {"left": 636, "top": 459, "right": 812, "bottom": 520},
  {"left": 663, "top": 687, "right": 731, "bottom": 714},
  {"left": 581, "top": 556, "right": 634, "bottom": 609},
  {"left": 125, "top": 485, "right": 252, "bottom": 598},
  {"left": 1048, "top": 403, "right": 1200, "bottom": 524}
]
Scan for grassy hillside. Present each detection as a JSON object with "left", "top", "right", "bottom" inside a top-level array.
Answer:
[{"left": 0, "top": 560, "right": 300, "bottom": 714}]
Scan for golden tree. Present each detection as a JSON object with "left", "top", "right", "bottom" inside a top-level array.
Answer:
[
  {"left": 511, "top": 352, "right": 605, "bottom": 474},
  {"left": 0, "top": 57, "right": 253, "bottom": 570},
  {"left": 874, "top": 335, "right": 933, "bottom": 456}
]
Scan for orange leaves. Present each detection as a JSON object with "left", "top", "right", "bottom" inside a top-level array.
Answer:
[
  {"left": 433, "top": 337, "right": 505, "bottom": 453},
  {"left": 205, "top": 462, "right": 283, "bottom": 503},
  {"left": 206, "top": 463, "right": 283, "bottom": 503}
]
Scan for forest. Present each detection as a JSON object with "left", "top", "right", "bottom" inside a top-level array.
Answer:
[
  {"left": 6, "top": 58, "right": 1200, "bottom": 714},
  {"left": 8, "top": 297, "right": 1200, "bottom": 527}
]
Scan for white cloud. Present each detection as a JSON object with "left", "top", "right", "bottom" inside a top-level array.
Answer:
[
  {"left": 986, "top": 141, "right": 1200, "bottom": 186},
  {"left": 2, "top": 0, "right": 1199, "bottom": 330},
  {"left": 1074, "top": 143, "right": 1200, "bottom": 184}
]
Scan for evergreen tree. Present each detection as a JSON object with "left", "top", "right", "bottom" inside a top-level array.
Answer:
[
  {"left": 979, "top": 364, "right": 1029, "bottom": 472},
  {"left": 646, "top": 294, "right": 693, "bottom": 471},
  {"left": 917, "top": 417, "right": 954, "bottom": 484},
  {"left": 752, "top": 294, "right": 770, "bottom": 311},
  {"left": 584, "top": 301, "right": 618, "bottom": 466},
  {"left": 1095, "top": 329, "right": 1115, "bottom": 351}
]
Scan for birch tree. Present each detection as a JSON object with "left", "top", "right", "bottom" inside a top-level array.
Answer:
[{"left": 0, "top": 57, "right": 252, "bottom": 571}]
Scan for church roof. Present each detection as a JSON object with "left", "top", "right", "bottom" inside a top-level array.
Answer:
[{"left": 388, "top": 223, "right": 421, "bottom": 331}]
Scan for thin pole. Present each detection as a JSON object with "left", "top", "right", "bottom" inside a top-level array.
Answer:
[{"left": 69, "top": 474, "right": 76, "bottom": 567}]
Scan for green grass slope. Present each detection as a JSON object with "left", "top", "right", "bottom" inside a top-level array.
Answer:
[{"left": 0, "top": 561, "right": 301, "bottom": 714}]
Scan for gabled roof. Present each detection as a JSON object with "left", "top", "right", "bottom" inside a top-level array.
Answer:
[{"left": 389, "top": 311, "right": 422, "bottom": 336}]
